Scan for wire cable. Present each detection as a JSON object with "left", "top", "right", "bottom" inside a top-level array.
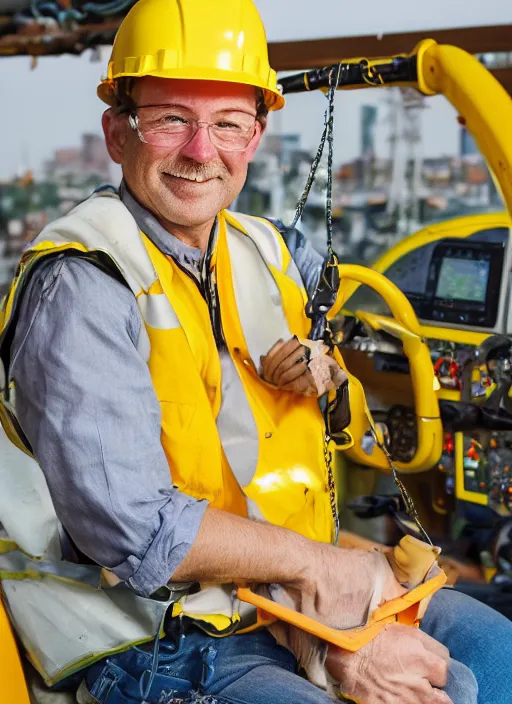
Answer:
[{"left": 289, "top": 64, "right": 342, "bottom": 231}]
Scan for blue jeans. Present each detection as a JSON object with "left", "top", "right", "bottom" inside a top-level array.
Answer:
[{"left": 84, "top": 589, "right": 512, "bottom": 704}]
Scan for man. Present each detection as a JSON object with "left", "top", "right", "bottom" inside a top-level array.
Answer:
[{"left": 0, "top": 1, "right": 511, "bottom": 703}]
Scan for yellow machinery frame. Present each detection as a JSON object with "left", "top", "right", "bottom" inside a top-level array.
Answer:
[{"left": 323, "top": 39, "right": 512, "bottom": 475}]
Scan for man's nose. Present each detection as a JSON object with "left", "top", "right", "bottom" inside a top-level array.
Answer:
[{"left": 179, "top": 124, "right": 219, "bottom": 163}]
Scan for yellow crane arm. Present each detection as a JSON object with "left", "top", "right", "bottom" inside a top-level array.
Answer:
[{"left": 416, "top": 40, "right": 512, "bottom": 221}]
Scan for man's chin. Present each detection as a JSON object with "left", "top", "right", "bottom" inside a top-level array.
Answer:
[{"left": 157, "top": 197, "right": 225, "bottom": 228}]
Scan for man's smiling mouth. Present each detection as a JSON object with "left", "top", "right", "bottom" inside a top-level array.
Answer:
[{"left": 164, "top": 172, "right": 218, "bottom": 183}]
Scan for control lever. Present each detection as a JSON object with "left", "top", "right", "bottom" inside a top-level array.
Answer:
[
  {"left": 346, "top": 494, "right": 426, "bottom": 541},
  {"left": 484, "top": 377, "right": 512, "bottom": 414},
  {"left": 346, "top": 494, "right": 402, "bottom": 519},
  {"left": 439, "top": 399, "right": 512, "bottom": 432}
]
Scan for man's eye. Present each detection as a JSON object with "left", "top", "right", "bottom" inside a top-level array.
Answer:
[
  {"left": 216, "top": 121, "right": 243, "bottom": 130},
  {"left": 163, "top": 115, "right": 189, "bottom": 124}
]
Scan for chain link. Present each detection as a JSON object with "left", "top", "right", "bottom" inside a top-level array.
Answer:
[
  {"left": 324, "top": 433, "right": 340, "bottom": 544},
  {"left": 371, "top": 429, "right": 433, "bottom": 546},
  {"left": 289, "top": 65, "right": 342, "bottom": 233}
]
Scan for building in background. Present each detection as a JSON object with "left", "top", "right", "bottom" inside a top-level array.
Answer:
[
  {"left": 361, "top": 105, "right": 378, "bottom": 189},
  {"left": 460, "top": 126, "right": 479, "bottom": 158},
  {"left": 236, "top": 89, "right": 503, "bottom": 264},
  {"left": 0, "top": 134, "right": 113, "bottom": 293}
]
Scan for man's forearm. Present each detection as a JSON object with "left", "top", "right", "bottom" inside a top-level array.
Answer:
[
  {"left": 171, "top": 506, "right": 312, "bottom": 586},
  {"left": 172, "top": 506, "right": 407, "bottom": 630}
]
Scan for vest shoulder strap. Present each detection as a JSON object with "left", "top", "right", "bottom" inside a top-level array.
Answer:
[
  {"left": 225, "top": 211, "right": 291, "bottom": 273},
  {"left": 31, "top": 193, "right": 157, "bottom": 295}
]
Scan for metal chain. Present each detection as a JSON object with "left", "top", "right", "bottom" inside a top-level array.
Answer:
[
  {"left": 324, "top": 433, "right": 340, "bottom": 543},
  {"left": 324, "top": 64, "right": 342, "bottom": 252},
  {"left": 370, "top": 428, "right": 433, "bottom": 545},
  {"left": 289, "top": 65, "right": 342, "bottom": 232},
  {"left": 290, "top": 66, "right": 431, "bottom": 546}
]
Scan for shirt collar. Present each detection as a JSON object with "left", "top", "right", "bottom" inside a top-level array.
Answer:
[{"left": 119, "top": 181, "right": 207, "bottom": 275}]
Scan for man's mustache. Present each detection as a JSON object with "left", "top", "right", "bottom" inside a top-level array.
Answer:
[{"left": 162, "top": 158, "right": 229, "bottom": 182}]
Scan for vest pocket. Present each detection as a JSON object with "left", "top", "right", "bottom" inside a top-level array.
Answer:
[{"left": 160, "top": 401, "right": 197, "bottom": 433}]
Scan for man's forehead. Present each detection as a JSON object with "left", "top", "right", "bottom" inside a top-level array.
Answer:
[{"left": 134, "top": 76, "right": 258, "bottom": 110}]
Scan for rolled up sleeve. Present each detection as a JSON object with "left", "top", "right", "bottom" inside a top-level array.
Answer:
[{"left": 10, "top": 256, "right": 208, "bottom": 597}]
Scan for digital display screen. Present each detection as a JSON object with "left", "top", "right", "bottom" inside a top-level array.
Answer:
[{"left": 435, "top": 257, "right": 490, "bottom": 303}]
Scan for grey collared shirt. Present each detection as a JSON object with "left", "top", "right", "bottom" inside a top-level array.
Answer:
[{"left": 10, "top": 189, "right": 323, "bottom": 597}]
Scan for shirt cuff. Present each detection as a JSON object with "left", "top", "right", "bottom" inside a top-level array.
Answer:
[{"left": 115, "top": 495, "right": 209, "bottom": 597}]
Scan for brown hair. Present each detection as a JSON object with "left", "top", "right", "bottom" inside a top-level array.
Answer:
[
  {"left": 111, "top": 77, "right": 269, "bottom": 125},
  {"left": 111, "top": 77, "right": 137, "bottom": 114}
]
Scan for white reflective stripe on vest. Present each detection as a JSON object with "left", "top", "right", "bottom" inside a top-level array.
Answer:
[
  {"left": 216, "top": 350, "right": 259, "bottom": 488},
  {"left": 137, "top": 292, "right": 181, "bottom": 330},
  {"left": 0, "top": 426, "right": 174, "bottom": 686},
  {"left": 226, "top": 225, "right": 291, "bottom": 368},
  {"left": 0, "top": 552, "right": 174, "bottom": 686},
  {"left": 232, "top": 212, "right": 284, "bottom": 270},
  {"left": 31, "top": 191, "right": 157, "bottom": 296},
  {"left": 0, "top": 426, "right": 59, "bottom": 559}
]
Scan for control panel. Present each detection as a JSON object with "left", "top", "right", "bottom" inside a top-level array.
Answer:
[
  {"left": 439, "top": 432, "right": 512, "bottom": 515},
  {"left": 416, "top": 240, "right": 505, "bottom": 328}
]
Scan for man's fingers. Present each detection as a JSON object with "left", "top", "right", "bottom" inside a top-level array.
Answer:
[
  {"left": 417, "top": 682, "right": 453, "bottom": 704},
  {"left": 262, "top": 338, "right": 300, "bottom": 381},
  {"left": 273, "top": 346, "right": 309, "bottom": 385},
  {"left": 260, "top": 335, "right": 318, "bottom": 394},
  {"left": 282, "top": 370, "right": 318, "bottom": 395},
  {"left": 265, "top": 338, "right": 285, "bottom": 357},
  {"left": 262, "top": 337, "right": 305, "bottom": 384},
  {"left": 275, "top": 361, "right": 309, "bottom": 386},
  {"left": 260, "top": 339, "right": 284, "bottom": 379},
  {"left": 423, "top": 653, "right": 449, "bottom": 689},
  {"left": 430, "top": 689, "right": 454, "bottom": 704},
  {"left": 416, "top": 675, "right": 453, "bottom": 704},
  {"left": 260, "top": 339, "right": 284, "bottom": 378},
  {"left": 416, "top": 629, "right": 450, "bottom": 662},
  {"left": 265, "top": 337, "right": 301, "bottom": 363}
]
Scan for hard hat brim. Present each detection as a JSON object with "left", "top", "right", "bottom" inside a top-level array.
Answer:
[{"left": 98, "top": 69, "right": 285, "bottom": 111}]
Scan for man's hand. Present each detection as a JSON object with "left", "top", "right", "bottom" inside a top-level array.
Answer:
[
  {"left": 260, "top": 336, "right": 347, "bottom": 397},
  {"left": 326, "top": 624, "right": 453, "bottom": 704},
  {"left": 296, "top": 542, "right": 407, "bottom": 631},
  {"left": 260, "top": 337, "right": 318, "bottom": 396}
]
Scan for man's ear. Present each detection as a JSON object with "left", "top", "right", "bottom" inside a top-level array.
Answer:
[{"left": 102, "top": 109, "right": 127, "bottom": 164}]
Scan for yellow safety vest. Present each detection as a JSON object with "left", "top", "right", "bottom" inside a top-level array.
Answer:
[{"left": 0, "top": 192, "right": 336, "bottom": 685}]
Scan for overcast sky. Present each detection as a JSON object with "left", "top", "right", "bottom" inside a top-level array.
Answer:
[
  {"left": 0, "top": 0, "right": 510, "bottom": 180},
  {"left": 255, "top": 0, "right": 511, "bottom": 41}
]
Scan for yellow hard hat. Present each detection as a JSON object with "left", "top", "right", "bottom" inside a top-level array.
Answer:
[{"left": 98, "top": 0, "right": 284, "bottom": 111}]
